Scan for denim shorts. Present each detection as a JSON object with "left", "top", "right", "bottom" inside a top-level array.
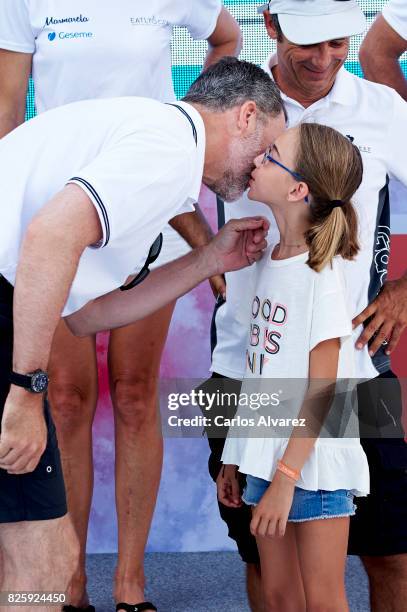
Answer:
[{"left": 243, "top": 474, "right": 356, "bottom": 522}]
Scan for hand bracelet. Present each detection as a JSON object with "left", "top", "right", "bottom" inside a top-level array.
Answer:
[{"left": 276, "top": 460, "right": 300, "bottom": 482}]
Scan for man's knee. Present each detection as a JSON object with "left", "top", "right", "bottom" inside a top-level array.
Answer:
[{"left": 112, "top": 376, "right": 159, "bottom": 428}]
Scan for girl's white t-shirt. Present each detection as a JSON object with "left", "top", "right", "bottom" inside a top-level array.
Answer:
[
  {"left": 0, "top": 0, "right": 222, "bottom": 266},
  {"left": 221, "top": 248, "right": 370, "bottom": 497}
]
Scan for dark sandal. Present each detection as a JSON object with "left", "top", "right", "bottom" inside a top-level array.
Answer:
[
  {"left": 62, "top": 607, "right": 95, "bottom": 612},
  {"left": 116, "top": 603, "right": 157, "bottom": 612}
]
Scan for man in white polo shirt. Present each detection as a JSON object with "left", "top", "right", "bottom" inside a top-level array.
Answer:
[
  {"left": 360, "top": 0, "right": 407, "bottom": 100},
  {"left": 0, "top": 57, "right": 286, "bottom": 599},
  {"left": 207, "top": 3, "right": 407, "bottom": 611}
]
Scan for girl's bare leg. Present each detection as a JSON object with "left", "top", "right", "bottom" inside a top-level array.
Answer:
[
  {"left": 256, "top": 523, "right": 306, "bottom": 612},
  {"left": 295, "top": 517, "right": 350, "bottom": 612}
]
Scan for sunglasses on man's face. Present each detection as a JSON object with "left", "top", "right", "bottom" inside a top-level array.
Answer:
[{"left": 120, "top": 233, "right": 163, "bottom": 291}]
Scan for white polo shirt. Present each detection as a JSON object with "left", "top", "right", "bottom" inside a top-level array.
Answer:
[
  {"left": 0, "top": 98, "right": 205, "bottom": 316},
  {"left": 211, "top": 54, "right": 407, "bottom": 380},
  {"left": 0, "top": 0, "right": 222, "bottom": 268},
  {"left": 383, "top": 0, "right": 407, "bottom": 40}
]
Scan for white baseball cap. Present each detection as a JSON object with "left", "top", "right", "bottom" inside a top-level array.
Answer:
[{"left": 258, "top": 0, "right": 367, "bottom": 45}]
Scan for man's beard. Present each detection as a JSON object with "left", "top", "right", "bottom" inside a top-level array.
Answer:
[{"left": 209, "top": 128, "right": 263, "bottom": 202}]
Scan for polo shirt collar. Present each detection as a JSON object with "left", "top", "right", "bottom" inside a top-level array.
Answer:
[{"left": 263, "top": 53, "right": 358, "bottom": 110}]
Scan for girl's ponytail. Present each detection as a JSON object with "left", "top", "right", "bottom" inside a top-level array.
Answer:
[
  {"left": 295, "top": 123, "right": 363, "bottom": 272},
  {"left": 306, "top": 199, "right": 359, "bottom": 272}
]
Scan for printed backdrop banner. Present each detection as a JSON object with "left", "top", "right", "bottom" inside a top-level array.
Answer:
[{"left": 25, "top": 1, "right": 407, "bottom": 553}]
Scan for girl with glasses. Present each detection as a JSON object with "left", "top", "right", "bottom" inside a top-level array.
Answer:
[{"left": 218, "top": 123, "right": 369, "bottom": 612}]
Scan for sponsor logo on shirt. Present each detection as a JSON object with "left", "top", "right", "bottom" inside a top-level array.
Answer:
[
  {"left": 48, "top": 30, "right": 94, "bottom": 42},
  {"left": 130, "top": 16, "right": 170, "bottom": 27},
  {"left": 347, "top": 135, "right": 372, "bottom": 154},
  {"left": 374, "top": 225, "right": 391, "bottom": 286},
  {"left": 45, "top": 15, "right": 90, "bottom": 27}
]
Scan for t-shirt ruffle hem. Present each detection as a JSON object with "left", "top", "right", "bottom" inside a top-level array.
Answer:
[{"left": 222, "top": 438, "right": 370, "bottom": 497}]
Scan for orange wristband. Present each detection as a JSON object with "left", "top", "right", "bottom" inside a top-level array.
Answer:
[{"left": 277, "top": 460, "right": 300, "bottom": 482}]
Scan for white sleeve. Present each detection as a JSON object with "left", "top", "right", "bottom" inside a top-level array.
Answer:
[
  {"left": 309, "top": 260, "right": 353, "bottom": 352},
  {"left": 0, "top": 0, "right": 35, "bottom": 53},
  {"left": 178, "top": 0, "right": 222, "bottom": 40},
  {"left": 383, "top": 0, "right": 407, "bottom": 40},
  {"left": 67, "top": 136, "right": 195, "bottom": 248},
  {"left": 386, "top": 91, "right": 407, "bottom": 188}
]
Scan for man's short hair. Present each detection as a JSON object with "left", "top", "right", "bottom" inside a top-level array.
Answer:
[{"left": 183, "top": 56, "right": 285, "bottom": 122}]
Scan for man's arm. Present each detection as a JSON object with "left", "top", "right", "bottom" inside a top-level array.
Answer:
[
  {"left": 360, "top": 14, "right": 407, "bottom": 101},
  {"left": 66, "top": 217, "right": 269, "bottom": 336},
  {"left": 0, "top": 184, "right": 102, "bottom": 474},
  {"left": 204, "top": 6, "right": 242, "bottom": 69},
  {"left": 0, "top": 49, "right": 32, "bottom": 137}
]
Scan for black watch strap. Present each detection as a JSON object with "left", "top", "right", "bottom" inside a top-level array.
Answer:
[
  {"left": 9, "top": 371, "right": 32, "bottom": 388},
  {"left": 9, "top": 369, "right": 49, "bottom": 393}
]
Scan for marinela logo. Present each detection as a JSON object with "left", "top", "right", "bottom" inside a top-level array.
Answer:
[{"left": 45, "top": 14, "right": 90, "bottom": 27}]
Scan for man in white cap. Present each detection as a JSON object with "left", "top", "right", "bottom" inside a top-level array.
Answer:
[
  {"left": 207, "top": 2, "right": 407, "bottom": 610},
  {"left": 360, "top": 0, "right": 407, "bottom": 100}
]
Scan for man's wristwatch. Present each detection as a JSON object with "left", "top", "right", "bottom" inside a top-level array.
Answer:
[{"left": 9, "top": 369, "right": 49, "bottom": 394}]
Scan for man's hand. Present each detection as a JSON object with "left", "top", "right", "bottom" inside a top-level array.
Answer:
[
  {"left": 216, "top": 464, "right": 243, "bottom": 508},
  {"left": 0, "top": 387, "right": 47, "bottom": 474},
  {"left": 203, "top": 217, "right": 269, "bottom": 277},
  {"left": 250, "top": 472, "right": 295, "bottom": 539},
  {"left": 353, "top": 277, "right": 407, "bottom": 356}
]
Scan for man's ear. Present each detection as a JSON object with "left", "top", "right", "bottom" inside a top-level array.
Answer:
[
  {"left": 288, "top": 181, "right": 309, "bottom": 203},
  {"left": 237, "top": 100, "right": 257, "bottom": 136},
  {"left": 264, "top": 12, "right": 278, "bottom": 40}
]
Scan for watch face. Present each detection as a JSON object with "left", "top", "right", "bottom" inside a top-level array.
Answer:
[{"left": 31, "top": 371, "right": 49, "bottom": 393}]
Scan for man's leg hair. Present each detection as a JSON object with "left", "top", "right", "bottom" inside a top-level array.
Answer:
[
  {"left": 0, "top": 514, "right": 79, "bottom": 612},
  {"left": 362, "top": 554, "right": 407, "bottom": 612}
]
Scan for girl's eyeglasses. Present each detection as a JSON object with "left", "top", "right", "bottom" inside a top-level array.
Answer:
[
  {"left": 262, "top": 147, "right": 305, "bottom": 181},
  {"left": 262, "top": 147, "right": 309, "bottom": 203},
  {"left": 120, "top": 232, "right": 163, "bottom": 291}
]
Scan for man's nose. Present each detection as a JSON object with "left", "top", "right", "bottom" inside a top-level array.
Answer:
[{"left": 310, "top": 43, "right": 332, "bottom": 70}]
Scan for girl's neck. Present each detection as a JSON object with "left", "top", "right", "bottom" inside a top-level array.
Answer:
[
  {"left": 270, "top": 206, "right": 310, "bottom": 260},
  {"left": 272, "top": 241, "right": 308, "bottom": 260}
]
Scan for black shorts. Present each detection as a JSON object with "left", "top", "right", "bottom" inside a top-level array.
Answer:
[
  {"left": 200, "top": 373, "right": 260, "bottom": 565},
  {"left": 348, "top": 371, "right": 407, "bottom": 557},
  {"left": 203, "top": 371, "right": 407, "bottom": 562},
  {"left": 0, "top": 275, "right": 67, "bottom": 523}
]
